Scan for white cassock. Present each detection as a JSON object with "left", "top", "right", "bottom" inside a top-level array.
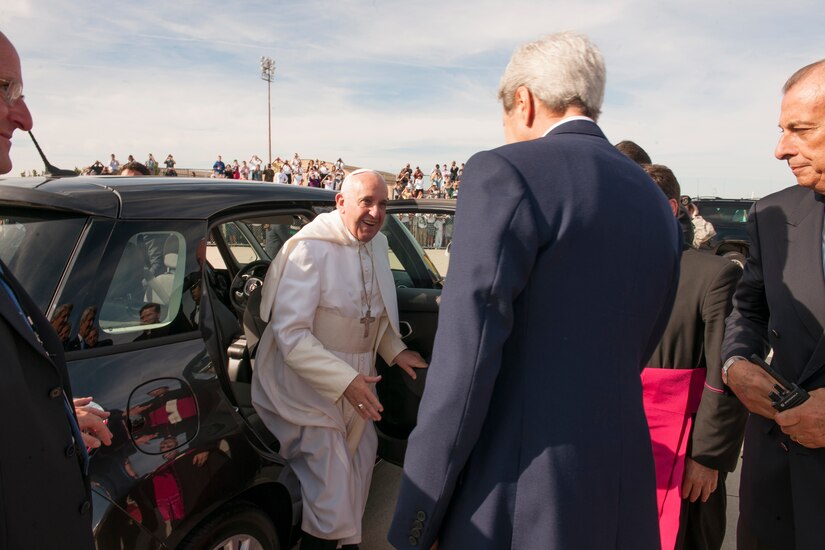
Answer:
[{"left": 251, "top": 211, "right": 406, "bottom": 544}]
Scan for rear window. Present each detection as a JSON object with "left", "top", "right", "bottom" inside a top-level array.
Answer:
[
  {"left": 694, "top": 201, "right": 752, "bottom": 225},
  {"left": 0, "top": 210, "right": 86, "bottom": 312}
]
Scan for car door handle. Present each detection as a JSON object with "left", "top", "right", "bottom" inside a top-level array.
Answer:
[{"left": 399, "top": 321, "right": 413, "bottom": 340}]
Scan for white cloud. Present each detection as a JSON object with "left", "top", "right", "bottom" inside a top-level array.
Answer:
[{"left": 5, "top": 0, "right": 825, "bottom": 197}]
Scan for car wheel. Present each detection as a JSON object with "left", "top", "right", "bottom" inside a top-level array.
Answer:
[
  {"left": 179, "top": 501, "right": 280, "bottom": 550},
  {"left": 723, "top": 251, "right": 746, "bottom": 269}
]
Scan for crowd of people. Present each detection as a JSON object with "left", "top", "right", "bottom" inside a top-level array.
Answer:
[
  {"left": 31, "top": 149, "right": 471, "bottom": 199},
  {"left": 210, "top": 153, "right": 348, "bottom": 188},
  {"left": 393, "top": 161, "right": 464, "bottom": 199},
  {"left": 80, "top": 153, "right": 177, "bottom": 176},
  {"left": 6, "top": 24, "right": 825, "bottom": 550}
]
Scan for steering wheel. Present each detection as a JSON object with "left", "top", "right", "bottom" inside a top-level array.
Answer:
[{"left": 229, "top": 260, "right": 271, "bottom": 311}]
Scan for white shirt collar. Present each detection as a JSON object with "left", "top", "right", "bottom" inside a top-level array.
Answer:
[{"left": 542, "top": 115, "right": 595, "bottom": 137}]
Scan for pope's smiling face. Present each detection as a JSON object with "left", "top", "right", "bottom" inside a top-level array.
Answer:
[{"left": 336, "top": 171, "right": 388, "bottom": 243}]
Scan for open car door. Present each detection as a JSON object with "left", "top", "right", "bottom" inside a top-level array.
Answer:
[
  {"left": 376, "top": 199, "right": 456, "bottom": 465},
  {"left": 200, "top": 197, "right": 457, "bottom": 467},
  {"left": 200, "top": 205, "right": 332, "bottom": 456}
]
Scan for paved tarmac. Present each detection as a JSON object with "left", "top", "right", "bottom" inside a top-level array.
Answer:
[{"left": 360, "top": 455, "right": 742, "bottom": 549}]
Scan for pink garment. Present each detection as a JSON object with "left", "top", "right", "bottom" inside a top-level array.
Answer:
[
  {"left": 641, "top": 367, "right": 706, "bottom": 550},
  {"left": 147, "top": 405, "right": 170, "bottom": 427},
  {"left": 176, "top": 396, "right": 197, "bottom": 419},
  {"left": 153, "top": 469, "right": 184, "bottom": 521}
]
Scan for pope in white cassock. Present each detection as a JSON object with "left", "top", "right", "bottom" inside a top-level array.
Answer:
[{"left": 252, "top": 169, "right": 428, "bottom": 550}]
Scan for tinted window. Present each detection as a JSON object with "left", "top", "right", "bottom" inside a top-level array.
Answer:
[
  {"left": 54, "top": 220, "right": 205, "bottom": 351},
  {"left": 0, "top": 210, "right": 87, "bottom": 312},
  {"left": 694, "top": 201, "right": 753, "bottom": 225},
  {"left": 99, "top": 231, "right": 189, "bottom": 339}
]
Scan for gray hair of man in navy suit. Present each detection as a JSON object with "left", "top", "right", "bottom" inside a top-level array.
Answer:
[{"left": 497, "top": 31, "right": 605, "bottom": 121}]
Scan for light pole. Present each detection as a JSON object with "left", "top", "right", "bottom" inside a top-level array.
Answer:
[{"left": 260, "top": 56, "right": 276, "bottom": 166}]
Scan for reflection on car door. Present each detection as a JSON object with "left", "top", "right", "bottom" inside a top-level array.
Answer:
[{"left": 57, "top": 218, "right": 249, "bottom": 545}]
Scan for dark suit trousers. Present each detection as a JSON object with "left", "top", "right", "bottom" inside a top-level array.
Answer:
[
  {"left": 676, "top": 472, "right": 727, "bottom": 550},
  {"left": 737, "top": 516, "right": 785, "bottom": 550}
]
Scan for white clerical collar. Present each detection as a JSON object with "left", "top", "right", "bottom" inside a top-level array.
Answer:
[
  {"left": 335, "top": 210, "right": 373, "bottom": 250},
  {"left": 542, "top": 115, "right": 595, "bottom": 137}
]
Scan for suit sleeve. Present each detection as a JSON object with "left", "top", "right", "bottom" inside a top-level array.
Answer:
[
  {"left": 388, "top": 151, "right": 538, "bottom": 549},
  {"left": 722, "top": 203, "right": 771, "bottom": 364},
  {"left": 691, "top": 260, "right": 748, "bottom": 472}
]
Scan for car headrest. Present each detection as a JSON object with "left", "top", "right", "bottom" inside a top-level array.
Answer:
[
  {"left": 242, "top": 283, "right": 268, "bottom": 356},
  {"left": 164, "top": 253, "right": 178, "bottom": 270}
]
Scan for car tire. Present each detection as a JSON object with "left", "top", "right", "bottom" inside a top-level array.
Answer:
[
  {"left": 723, "top": 251, "right": 747, "bottom": 269},
  {"left": 178, "top": 501, "right": 280, "bottom": 550}
]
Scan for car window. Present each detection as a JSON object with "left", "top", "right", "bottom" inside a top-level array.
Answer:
[
  {"left": 217, "top": 221, "right": 261, "bottom": 266},
  {"left": 96, "top": 231, "right": 191, "bottom": 341},
  {"left": 54, "top": 220, "right": 206, "bottom": 351},
  {"left": 695, "top": 202, "right": 753, "bottom": 225},
  {"left": 0, "top": 210, "right": 87, "bottom": 312},
  {"left": 211, "top": 214, "right": 310, "bottom": 270},
  {"left": 382, "top": 212, "right": 454, "bottom": 289}
]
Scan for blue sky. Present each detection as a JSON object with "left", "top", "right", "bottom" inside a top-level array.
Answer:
[{"left": 3, "top": 0, "right": 824, "bottom": 198}]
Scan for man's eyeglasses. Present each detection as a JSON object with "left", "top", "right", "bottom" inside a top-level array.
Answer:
[{"left": 0, "top": 78, "right": 24, "bottom": 106}]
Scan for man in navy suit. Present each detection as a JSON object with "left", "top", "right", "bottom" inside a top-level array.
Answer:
[
  {"left": 388, "top": 32, "right": 681, "bottom": 549},
  {"left": 722, "top": 58, "right": 825, "bottom": 549},
  {"left": 0, "top": 30, "right": 111, "bottom": 548}
]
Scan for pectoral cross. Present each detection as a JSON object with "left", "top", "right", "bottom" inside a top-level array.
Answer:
[{"left": 360, "top": 309, "right": 375, "bottom": 338}]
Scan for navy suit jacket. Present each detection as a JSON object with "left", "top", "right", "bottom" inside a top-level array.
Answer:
[
  {"left": 389, "top": 120, "right": 681, "bottom": 549},
  {"left": 0, "top": 259, "right": 94, "bottom": 549},
  {"left": 722, "top": 185, "right": 825, "bottom": 548}
]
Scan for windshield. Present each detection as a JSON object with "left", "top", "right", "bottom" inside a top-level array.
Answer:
[{"left": 0, "top": 210, "right": 87, "bottom": 312}]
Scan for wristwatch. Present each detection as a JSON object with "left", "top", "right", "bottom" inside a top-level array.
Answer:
[{"left": 722, "top": 355, "right": 746, "bottom": 385}]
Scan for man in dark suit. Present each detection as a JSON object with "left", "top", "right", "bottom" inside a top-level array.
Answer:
[
  {"left": 0, "top": 30, "right": 111, "bottom": 548},
  {"left": 642, "top": 164, "right": 747, "bottom": 550},
  {"left": 388, "top": 32, "right": 682, "bottom": 550},
  {"left": 722, "top": 58, "right": 825, "bottom": 549}
]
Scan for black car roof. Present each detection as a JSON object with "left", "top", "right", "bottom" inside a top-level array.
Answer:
[
  {"left": 692, "top": 197, "right": 756, "bottom": 203},
  {"left": 0, "top": 176, "right": 337, "bottom": 219}
]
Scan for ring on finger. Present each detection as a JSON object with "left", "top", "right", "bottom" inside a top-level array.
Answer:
[{"left": 357, "top": 403, "right": 364, "bottom": 410}]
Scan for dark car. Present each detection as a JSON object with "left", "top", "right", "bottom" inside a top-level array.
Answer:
[
  {"left": 690, "top": 197, "right": 755, "bottom": 266},
  {"left": 0, "top": 176, "right": 454, "bottom": 549}
]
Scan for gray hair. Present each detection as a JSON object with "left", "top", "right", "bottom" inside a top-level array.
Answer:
[
  {"left": 497, "top": 32, "right": 606, "bottom": 120},
  {"left": 783, "top": 58, "right": 825, "bottom": 93}
]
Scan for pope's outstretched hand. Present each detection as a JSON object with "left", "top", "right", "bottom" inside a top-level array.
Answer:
[
  {"left": 392, "top": 349, "right": 428, "bottom": 380},
  {"left": 343, "top": 350, "right": 428, "bottom": 421}
]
